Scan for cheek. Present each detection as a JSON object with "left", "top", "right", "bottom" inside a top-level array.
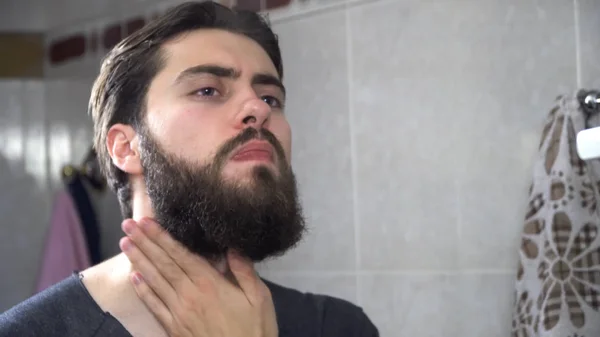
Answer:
[
  {"left": 271, "top": 118, "right": 292, "bottom": 162},
  {"left": 147, "top": 107, "right": 220, "bottom": 162}
]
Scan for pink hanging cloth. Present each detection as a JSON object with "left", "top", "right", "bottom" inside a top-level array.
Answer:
[{"left": 35, "top": 190, "right": 91, "bottom": 293}]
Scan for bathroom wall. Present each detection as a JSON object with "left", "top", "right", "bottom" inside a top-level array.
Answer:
[
  {"left": 2, "top": 0, "right": 600, "bottom": 336},
  {"left": 0, "top": 80, "right": 49, "bottom": 311},
  {"left": 0, "top": 0, "right": 46, "bottom": 32}
]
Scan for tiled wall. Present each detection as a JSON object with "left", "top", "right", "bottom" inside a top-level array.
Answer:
[
  {"left": 0, "top": 81, "right": 50, "bottom": 311},
  {"left": 2, "top": 0, "right": 600, "bottom": 335},
  {"left": 0, "top": 0, "right": 46, "bottom": 32}
]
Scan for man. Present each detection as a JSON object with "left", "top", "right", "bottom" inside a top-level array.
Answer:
[{"left": 0, "top": 1, "right": 379, "bottom": 336}]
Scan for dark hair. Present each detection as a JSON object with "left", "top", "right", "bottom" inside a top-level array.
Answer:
[{"left": 89, "top": 1, "right": 283, "bottom": 219}]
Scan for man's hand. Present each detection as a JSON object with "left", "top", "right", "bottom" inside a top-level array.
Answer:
[{"left": 119, "top": 218, "right": 278, "bottom": 337}]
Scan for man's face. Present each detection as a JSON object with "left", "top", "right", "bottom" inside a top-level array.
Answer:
[
  {"left": 145, "top": 29, "right": 291, "bottom": 181},
  {"left": 136, "top": 29, "right": 305, "bottom": 262}
]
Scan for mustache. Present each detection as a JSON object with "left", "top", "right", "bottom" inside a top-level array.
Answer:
[{"left": 213, "top": 127, "right": 287, "bottom": 168}]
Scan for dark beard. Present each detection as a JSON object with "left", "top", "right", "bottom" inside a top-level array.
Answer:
[{"left": 138, "top": 127, "right": 306, "bottom": 262}]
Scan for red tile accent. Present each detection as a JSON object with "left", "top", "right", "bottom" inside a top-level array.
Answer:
[
  {"left": 46, "top": 1, "right": 294, "bottom": 66},
  {"left": 102, "top": 23, "right": 122, "bottom": 50},
  {"left": 126, "top": 17, "right": 145, "bottom": 36},
  {"left": 49, "top": 35, "right": 86, "bottom": 65},
  {"left": 265, "top": 0, "right": 291, "bottom": 9},
  {"left": 234, "top": 0, "right": 261, "bottom": 12}
]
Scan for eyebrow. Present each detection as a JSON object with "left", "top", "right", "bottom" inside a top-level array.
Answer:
[{"left": 173, "top": 64, "right": 286, "bottom": 96}]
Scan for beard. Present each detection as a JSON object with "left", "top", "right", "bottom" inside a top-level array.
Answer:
[{"left": 138, "top": 126, "right": 306, "bottom": 263}]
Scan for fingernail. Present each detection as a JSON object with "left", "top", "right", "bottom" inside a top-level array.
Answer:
[
  {"left": 119, "top": 237, "right": 132, "bottom": 252},
  {"left": 230, "top": 250, "right": 245, "bottom": 261},
  {"left": 132, "top": 273, "right": 144, "bottom": 285},
  {"left": 122, "top": 220, "right": 135, "bottom": 235},
  {"left": 228, "top": 250, "right": 238, "bottom": 260},
  {"left": 228, "top": 250, "right": 245, "bottom": 268},
  {"left": 138, "top": 218, "right": 151, "bottom": 231}
]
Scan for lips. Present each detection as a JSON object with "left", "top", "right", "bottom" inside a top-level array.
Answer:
[{"left": 230, "top": 140, "right": 274, "bottom": 162}]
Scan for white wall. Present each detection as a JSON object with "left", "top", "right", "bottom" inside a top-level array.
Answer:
[
  {"left": 0, "top": 79, "right": 123, "bottom": 311},
  {"left": 3, "top": 0, "right": 600, "bottom": 336},
  {"left": 0, "top": 81, "right": 49, "bottom": 309},
  {"left": 0, "top": 0, "right": 46, "bottom": 31},
  {"left": 0, "top": 0, "right": 166, "bottom": 32}
]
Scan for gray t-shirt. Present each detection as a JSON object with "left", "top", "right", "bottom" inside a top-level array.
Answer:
[{"left": 0, "top": 274, "right": 378, "bottom": 337}]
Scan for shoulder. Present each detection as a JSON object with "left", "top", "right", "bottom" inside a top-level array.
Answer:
[
  {"left": 264, "top": 279, "right": 379, "bottom": 337},
  {"left": 0, "top": 274, "right": 107, "bottom": 337}
]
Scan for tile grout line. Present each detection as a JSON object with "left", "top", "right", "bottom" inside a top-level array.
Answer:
[
  {"left": 454, "top": 176, "right": 462, "bottom": 271},
  {"left": 455, "top": 177, "right": 462, "bottom": 249},
  {"left": 269, "top": 0, "right": 383, "bottom": 24},
  {"left": 44, "top": 0, "right": 386, "bottom": 67},
  {"left": 574, "top": 0, "right": 582, "bottom": 88},
  {"left": 344, "top": 4, "right": 361, "bottom": 306},
  {"left": 45, "top": 1, "right": 158, "bottom": 36},
  {"left": 45, "top": 0, "right": 385, "bottom": 40},
  {"left": 258, "top": 269, "right": 517, "bottom": 276}
]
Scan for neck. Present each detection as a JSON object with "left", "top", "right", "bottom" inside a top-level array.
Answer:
[
  {"left": 130, "top": 178, "right": 154, "bottom": 223},
  {"left": 82, "top": 253, "right": 231, "bottom": 336},
  {"left": 80, "top": 254, "right": 166, "bottom": 336},
  {"left": 80, "top": 182, "right": 231, "bottom": 336}
]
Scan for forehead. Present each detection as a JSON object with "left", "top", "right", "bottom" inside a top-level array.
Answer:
[{"left": 159, "top": 29, "right": 278, "bottom": 79}]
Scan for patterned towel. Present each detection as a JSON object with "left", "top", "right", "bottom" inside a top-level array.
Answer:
[{"left": 512, "top": 94, "right": 600, "bottom": 337}]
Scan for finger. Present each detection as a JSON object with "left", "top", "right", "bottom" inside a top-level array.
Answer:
[
  {"left": 227, "top": 250, "right": 266, "bottom": 306},
  {"left": 129, "top": 271, "right": 176, "bottom": 336},
  {"left": 137, "top": 218, "right": 219, "bottom": 280},
  {"left": 122, "top": 219, "right": 194, "bottom": 292},
  {"left": 119, "top": 236, "right": 179, "bottom": 309}
]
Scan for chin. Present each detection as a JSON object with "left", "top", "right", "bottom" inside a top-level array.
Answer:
[{"left": 223, "top": 161, "right": 279, "bottom": 181}]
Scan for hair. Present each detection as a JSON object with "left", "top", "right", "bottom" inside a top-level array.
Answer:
[{"left": 88, "top": 1, "right": 283, "bottom": 219}]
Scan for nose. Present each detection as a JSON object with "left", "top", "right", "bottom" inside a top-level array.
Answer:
[{"left": 236, "top": 97, "right": 271, "bottom": 129}]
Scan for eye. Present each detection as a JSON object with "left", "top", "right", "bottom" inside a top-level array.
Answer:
[
  {"left": 194, "top": 87, "right": 221, "bottom": 97},
  {"left": 262, "top": 95, "right": 283, "bottom": 109}
]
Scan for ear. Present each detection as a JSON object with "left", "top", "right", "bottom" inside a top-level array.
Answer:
[{"left": 106, "top": 124, "right": 143, "bottom": 175}]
